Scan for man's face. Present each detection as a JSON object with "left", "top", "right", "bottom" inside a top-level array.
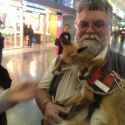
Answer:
[
  {"left": 75, "top": 10, "right": 111, "bottom": 57},
  {"left": 64, "top": 25, "right": 70, "bottom": 32}
]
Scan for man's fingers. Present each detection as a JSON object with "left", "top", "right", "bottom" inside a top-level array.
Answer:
[
  {"left": 57, "top": 106, "right": 70, "bottom": 114},
  {"left": 53, "top": 113, "right": 63, "bottom": 123},
  {"left": 44, "top": 111, "right": 63, "bottom": 124}
]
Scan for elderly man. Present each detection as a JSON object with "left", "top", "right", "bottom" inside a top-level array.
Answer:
[{"left": 36, "top": 0, "right": 125, "bottom": 125}]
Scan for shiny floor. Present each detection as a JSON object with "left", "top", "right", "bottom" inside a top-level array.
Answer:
[{"left": 2, "top": 46, "right": 56, "bottom": 125}]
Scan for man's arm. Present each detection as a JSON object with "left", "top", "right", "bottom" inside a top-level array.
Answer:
[
  {"left": 36, "top": 63, "right": 55, "bottom": 111},
  {"left": 36, "top": 88, "right": 51, "bottom": 112},
  {"left": 36, "top": 74, "right": 68, "bottom": 124},
  {"left": 36, "top": 88, "right": 67, "bottom": 124}
]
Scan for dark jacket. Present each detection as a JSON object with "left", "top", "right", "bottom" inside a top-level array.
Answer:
[
  {"left": 0, "top": 35, "right": 4, "bottom": 49},
  {"left": 0, "top": 65, "right": 12, "bottom": 125},
  {"left": 55, "top": 32, "right": 71, "bottom": 55},
  {"left": 106, "top": 49, "right": 125, "bottom": 79}
]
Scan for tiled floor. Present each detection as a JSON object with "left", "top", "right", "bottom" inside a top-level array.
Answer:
[{"left": 2, "top": 46, "right": 56, "bottom": 125}]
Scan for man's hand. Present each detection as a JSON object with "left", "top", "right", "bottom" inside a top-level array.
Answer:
[
  {"left": 9, "top": 82, "right": 38, "bottom": 103},
  {"left": 44, "top": 102, "right": 69, "bottom": 124}
]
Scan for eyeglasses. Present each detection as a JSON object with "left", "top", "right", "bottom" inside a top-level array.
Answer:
[{"left": 75, "top": 20, "right": 111, "bottom": 30}]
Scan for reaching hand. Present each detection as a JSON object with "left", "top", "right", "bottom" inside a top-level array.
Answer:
[
  {"left": 9, "top": 82, "right": 38, "bottom": 103},
  {"left": 44, "top": 102, "right": 69, "bottom": 124}
]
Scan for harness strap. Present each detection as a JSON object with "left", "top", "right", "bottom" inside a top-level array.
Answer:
[
  {"left": 78, "top": 64, "right": 121, "bottom": 95},
  {"left": 78, "top": 63, "right": 122, "bottom": 119}
]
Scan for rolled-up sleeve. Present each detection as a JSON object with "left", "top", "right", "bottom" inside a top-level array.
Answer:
[
  {"left": 0, "top": 90, "right": 15, "bottom": 113},
  {"left": 38, "top": 60, "right": 55, "bottom": 89}
]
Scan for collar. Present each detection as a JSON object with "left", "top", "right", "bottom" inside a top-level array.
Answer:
[
  {"left": 78, "top": 63, "right": 121, "bottom": 95},
  {"left": 93, "top": 46, "right": 108, "bottom": 62}
]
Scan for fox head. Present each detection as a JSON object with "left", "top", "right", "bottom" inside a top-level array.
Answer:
[{"left": 61, "top": 41, "right": 104, "bottom": 66}]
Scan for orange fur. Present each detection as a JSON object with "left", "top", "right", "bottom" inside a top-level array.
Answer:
[{"left": 54, "top": 43, "right": 125, "bottom": 125}]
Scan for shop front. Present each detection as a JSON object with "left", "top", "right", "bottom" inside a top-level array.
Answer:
[
  {"left": 0, "top": 0, "right": 74, "bottom": 49},
  {"left": 0, "top": 0, "right": 23, "bottom": 49},
  {"left": 23, "top": 1, "right": 47, "bottom": 47},
  {"left": 26, "top": 0, "right": 75, "bottom": 43},
  {"left": 23, "top": 1, "right": 64, "bottom": 47},
  {"left": 48, "top": 12, "right": 63, "bottom": 43}
]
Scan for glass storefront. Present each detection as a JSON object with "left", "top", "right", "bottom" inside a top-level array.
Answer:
[
  {"left": 23, "top": 11, "right": 46, "bottom": 46},
  {"left": 58, "top": 0, "right": 74, "bottom": 8},
  {"left": 0, "top": 0, "right": 64, "bottom": 49},
  {"left": 48, "top": 14, "right": 57, "bottom": 41},
  {"left": 47, "top": 13, "right": 63, "bottom": 43},
  {"left": 24, "top": 13, "right": 46, "bottom": 34},
  {"left": 23, "top": 1, "right": 64, "bottom": 46},
  {"left": 0, "top": 0, "right": 50, "bottom": 48},
  {"left": 0, "top": 0, "right": 22, "bottom": 48},
  {"left": 57, "top": 15, "right": 63, "bottom": 38}
]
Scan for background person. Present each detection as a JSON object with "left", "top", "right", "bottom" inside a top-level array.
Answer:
[
  {"left": 28, "top": 25, "right": 34, "bottom": 47},
  {"left": 0, "top": 32, "right": 4, "bottom": 64},
  {"left": 0, "top": 32, "right": 11, "bottom": 125},
  {"left": 55, "top": 24, "right": 71, "bottom": 55},
  {"left": 0, "top": 64, "right": 12, "bottom": 125},
  {"left": 23, "top": 23, "right": 29, "bottom": 46}
]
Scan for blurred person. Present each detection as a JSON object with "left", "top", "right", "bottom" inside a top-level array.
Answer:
[
  {"left": 36, "top": 0, "right": 125, "bottom": 125},
  {"left": 55, "top": 24, "right": 71, "bottom": 55},
  {"left": 28, "top": 25, "right": 34, "bottom": 47},
  {"left": 0, "top": 64, "right": 11, "bottom": 125},
  {"left": 0, "top": 32, "right": 4, "bottom": 64},
  {"left": 23, "top": 23, "right": 29, "bottom": 46},
  {"left": 0, "top": 32, "right": 9, "bottom": 125}
]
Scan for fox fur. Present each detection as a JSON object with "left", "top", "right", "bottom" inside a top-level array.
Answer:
[{"left": 53, "top": 42, "right": 125, "bottom": 125}]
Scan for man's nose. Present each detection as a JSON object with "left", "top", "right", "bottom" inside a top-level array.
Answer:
[{"left": 86, "top": 23, "right": 95, "bottom": 33}]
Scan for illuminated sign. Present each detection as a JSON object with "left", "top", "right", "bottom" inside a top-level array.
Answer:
[
  {"left": 119, "top": 21, "right": 125, "bottom": 27},
  {"left": 58, "top": 0, "right": 74, "bottom": 8}
]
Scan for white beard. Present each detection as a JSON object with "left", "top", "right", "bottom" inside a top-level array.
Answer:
[{"left": 76, "top": 34, "right": 109, "bottom": 62}]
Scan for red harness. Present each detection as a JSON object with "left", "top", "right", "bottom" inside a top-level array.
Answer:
[{"left": 78, "top": 66, "right": 121, "bottom": 94}]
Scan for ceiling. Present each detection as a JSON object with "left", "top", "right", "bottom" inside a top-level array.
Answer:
[
  {"left": 76, "top": 0, "right": 125, "bottom": 19},
  {"left": 111, "top": 0, "right": 125, "bottom": 11},
  {"left": 109, "top": 0, "right": 125, "bottom": 18}
]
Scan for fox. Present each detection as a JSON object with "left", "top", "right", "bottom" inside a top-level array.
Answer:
[{"left": 52, "top": 40, "right": 125, "bottom": 125}]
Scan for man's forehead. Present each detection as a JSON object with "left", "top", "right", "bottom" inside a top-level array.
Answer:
[
  {"left": 77, "top": 0, "right": 112, "bottom": 14},
  {"left": 76, "top": 10, "right": 110, "bottom": 21}
]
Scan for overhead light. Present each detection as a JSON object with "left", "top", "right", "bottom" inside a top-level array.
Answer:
[{"left": 108, "top": 0, "right": 125, "bottom": 19}]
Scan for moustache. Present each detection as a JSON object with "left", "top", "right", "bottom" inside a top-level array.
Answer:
[{"left": 79, "top": 34, "right": 101, "bottom": 43}]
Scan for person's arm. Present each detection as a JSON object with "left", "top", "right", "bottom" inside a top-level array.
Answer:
[
  {"left": 36, "top": 88, "right": 67, "bottom": 124},
  {"left": 36, "top": 65, "right": 69, "bottom": 124},
  {"left": 0, "top": 82, "right": 38, "bottom": 113},
  {"left": 36, "top": 88, "right": 51, "bottom": 112},
  {"left": 36, "top": 71, "right": 53, "bottom": 112},
  {"left": 0, "top": 89, "right": 16, "bottom": 113},
  {"left": 36, "top": 60, "right": 57, "bottom": 111}
]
